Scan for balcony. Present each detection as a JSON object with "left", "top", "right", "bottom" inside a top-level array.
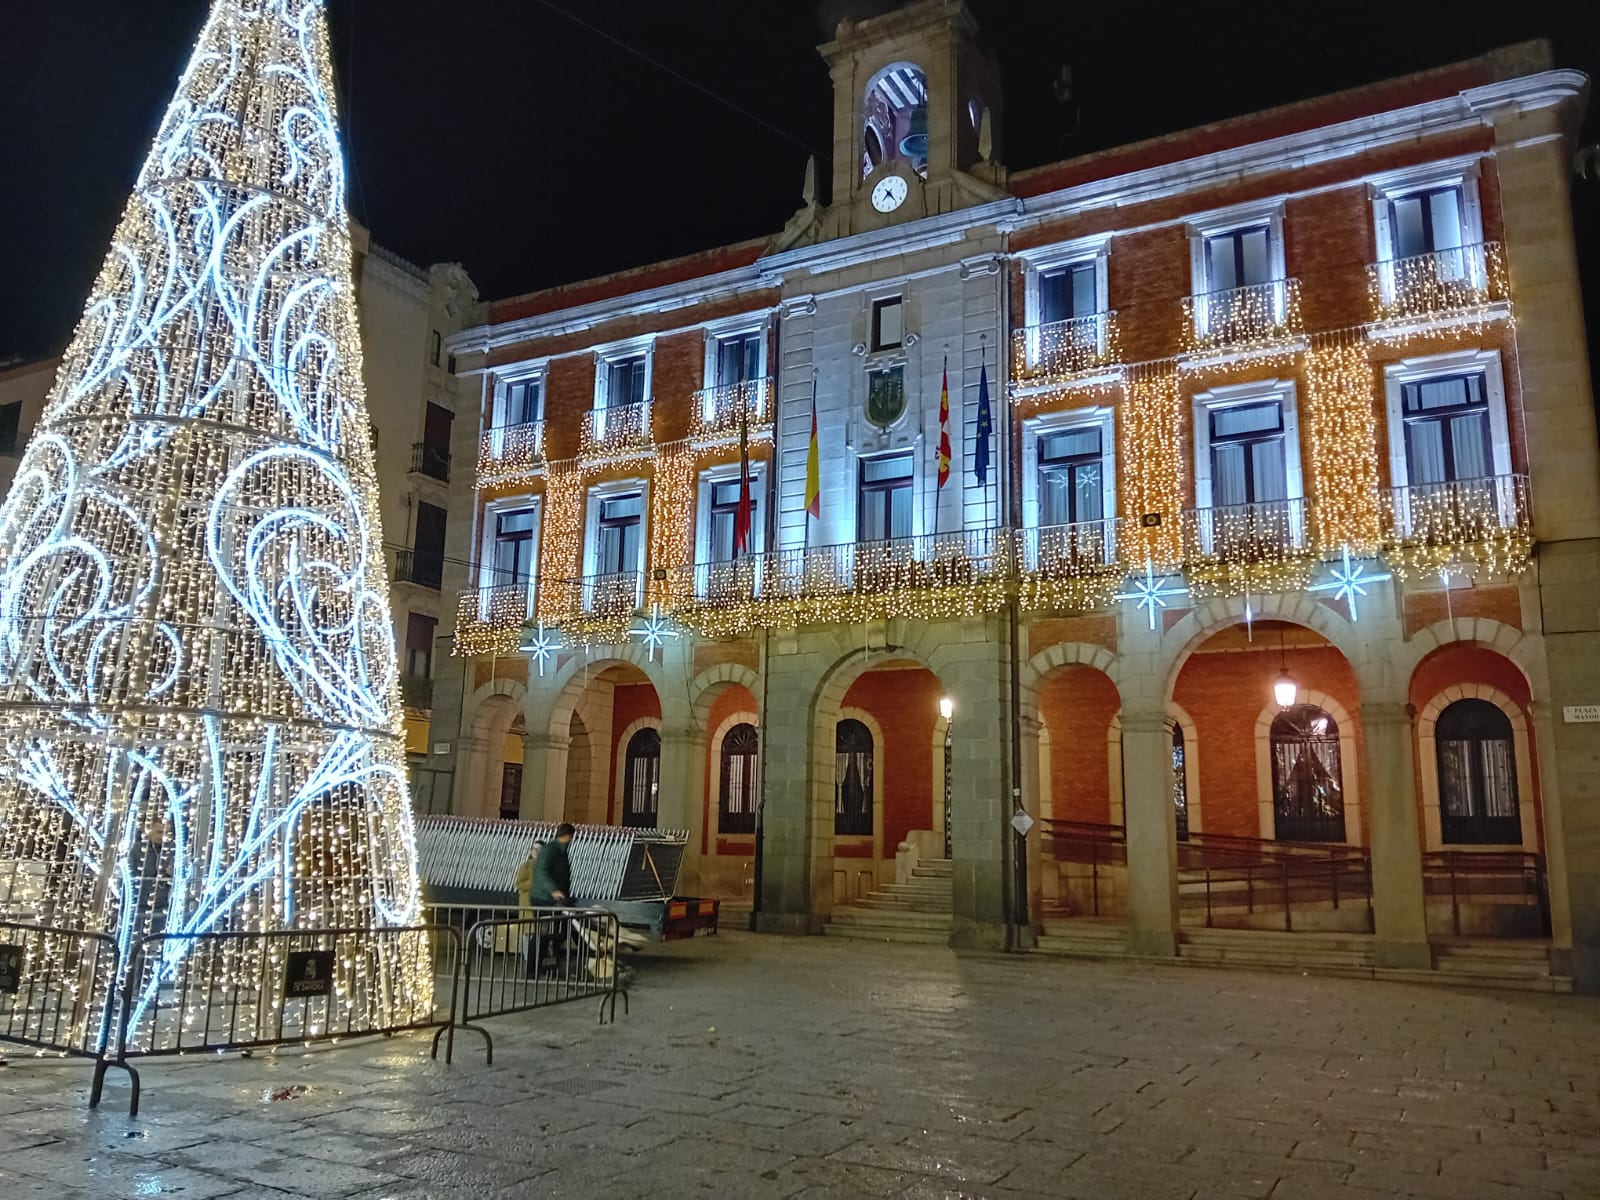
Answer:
[
  {"left": 393, "top": 548, "right": 443, "bottom": 591},
  {"left": 1017, "top": 518, "right": 1126, "bottom": 613},
  {"left": 539, "top": 571, "right": 646, "bottom": 622},
  {"left": 1380, "top": 474, "right": 1532, "bottom": 575},
  {"left": 1010, "top": 312, "right": 1121, "bottom": 390},
  {"left": 690, "top": 377, "right": 774, "bottom": 444},
  {"left": 1183, "top": 497, "right": 1313, "bottom": 596},
  {"left": 1367, "top": 242, "right": 1509, "bottom": 336},
  {"left": 670, "top": 528, "right": 1011, "bottom": 636},
  {"left": 410, "top": 441, "right": 450, "bottom": 483},
  {"left": 453, "top": 582, "right": 532, "bottom": 658},
  {"left": 1181, "top": 279, "right": 1304, "bottom": 363},
  {"left": 399, "top": 673, "right": 434, "bottom": 710},
  {"left": 477, "top": 420, "right": 546, "bottom": 489},
  {"left": 578, "top": 400, "right": 652, "bottom": 463}
]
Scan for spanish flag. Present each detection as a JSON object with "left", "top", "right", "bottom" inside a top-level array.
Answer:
[
  {"left": 804, "top": 376, "right": 821, "bottom": 519},
  {"left": 936, "top": 357, "right": 952, "bottom": 489}
]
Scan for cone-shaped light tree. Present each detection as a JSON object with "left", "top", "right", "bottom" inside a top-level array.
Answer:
[{"left": 0, "top": 0, "right": 428, "bottom": 1027}]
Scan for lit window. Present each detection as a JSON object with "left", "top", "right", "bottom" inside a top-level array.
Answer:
[
  {"left": 1389, "top": 185, "right": 1465, "bottom": 259},
  {"left": 1203, "top": 225, "right": 1273, "bottom": 293},
  {"left": 491, "top": 508, "right": 538, "bottom": 587},
  {"left": 1038, "top": 262, "right": 1098, "bottom": 326},
  {"left": 715, "top": 331, "right": 762, "bottom": 388},
  {"left": 719, "top": 724, "right": 759, "bottom": 835},
  {"left": 1401, "top": 373, "right": 1491, "bottom": 486},
  {"left": 858, "top": 453, "right": 913, "bottom": 543},
  {"left": 597, "top": 493, "right": 643, "bottom": 577},
  {"left": 708, "top": 479, "right": 753, "bottom": 564},
  {"left": 835, "top": 719, "right": 873, "bottom": 836},
  {"left": 503, "top": 379, "right": 542, "bottom": 427},
  {"left": 1038, "top": 427, "right": 1103, "bottom": 527},
  {"left": 605, "top": 354, "right": 648, "bottom": 408},
  {"left": 1270, "top": 704, "right": 1345, "bottom": 843},
  {"left": 1209, "top": 400, "right": 1287, "bottom": 508}
]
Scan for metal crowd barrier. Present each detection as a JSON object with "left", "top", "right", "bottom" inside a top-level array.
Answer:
[
  {"left": 432, "top": 904, "right": 628, "bottom": 1065},
  {"left": 93, "top": 924, "right": 462, "bottom": 1117},
  {"left": 0, "top": 920, "right": 130, "bottom": 1094}
]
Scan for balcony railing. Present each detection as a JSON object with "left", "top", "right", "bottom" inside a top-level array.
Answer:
[
  {"left": 477, "top": 420, "right": 546, "bottom": 488},
  {"left": 410, "top": 441, "right": 450, "bottom": 483},
  {"left": 1011, "top": 312, "right": 1120, "bottom": 386},
  {"left": 1368, "top": 242, "right": 1508, "bottom": 326},
  {"left": 1184, "top": 496, "right": 1309, "bottom": 563},
  {"left": 453, "top": 582, "right": 533, "bottom": 658},
  {"left": 1380, "top": 474, "right": 1530, "bottom": 553},
  {"left": 394, "top": 548, "right": 444, "bottom": 591},
  {"left": 1019, "top": 518, "right": 1119, "bottom": 574},
  {"left": 400, "top": 673, "right": 434, "bottom": 710},
  {"left": 690, "top": 377, "right": 774, "bottom": 440},
  {"left": 579, "top": 400, "right": 652, "bottom": 460},
  {"left": 540, "top": 571, "right": 646, "bottom": 621},
  {"left": 1182, "top": 279, "right": 1303, "bottom": 357}
]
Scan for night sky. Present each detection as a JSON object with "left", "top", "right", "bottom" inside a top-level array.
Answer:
[{"left": 2, "top": 1, "right": 1597, "bottom": 363}]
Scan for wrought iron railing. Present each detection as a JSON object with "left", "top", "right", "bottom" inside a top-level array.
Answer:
[
  {"left": 690, "top": 377, "right": 773, "bottom": 439},
  {"left": 454, "top": 582, "right": 533, "bottom": 658},
  {"left": 541, "top": 571, "right": 645, "bottom": 619},
  {"left": 1182, "top": 279, "right": 1303, "bottom": 355},
  {"left": 394, "top": 548, "right": 444, "bottom": 591},
  {"left": 1177, "top": 832, "right": 1372, "bottom": 932},
  {"left": 1183, "top": 496, "right": 1309, "bottom": 563},
  {"left": 1380, "top": 474, "right": 1530, "bottom": 551},
  {"left": 1368, "top": 242, "right": 1508, "bottom": 325},
  {"left": 477, "top": 420, "right": 546, "bottom": 487},
  {"left": 1011, "top": 312, "right": 1120, "bottom": 385},
  {"left": 1042, "top": 820, "right": 1127, "bottom": 919},
  {"left": 579, "top": 400, "right": 651, "bottom": 459},
  {"left": 1422, "top": 850, "right": 1548, "bottom": 938},
  {"left": 410, "top": 441, "right": 450, "bottom": 483},
  {"left": 1019, "top": 518, "right": 1120, "bottom": 574}
]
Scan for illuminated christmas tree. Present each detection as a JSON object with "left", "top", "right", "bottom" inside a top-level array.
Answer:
[{"left": 0, "top": 0, "right": 428, "bottom": 1031}]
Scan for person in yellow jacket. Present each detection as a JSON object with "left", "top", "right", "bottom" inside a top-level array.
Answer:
[{"left": 512, "top": 841, "right": 542, "bottom": 911}]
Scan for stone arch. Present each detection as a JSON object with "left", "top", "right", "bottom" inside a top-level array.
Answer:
[
  {"left": 1159, "top": 593, "right": 1361, "bottom": 706},
  {"left": 458, "top": 677, "right": 530, "bottom": 820},
  {"left": 1398, "top": 618, "right": 1546, "bottom": 699},
  {"left": 1022, "top": 640, "right": 1123, "bottom": 715},
  {"left": 1105, "top": 701, "right": 1202, "bottom": 833},
  {"left": 689, "top": 662, "right": 761, "bottom": 730},
  {"left": 543, "top": 645, "right": 683, "bottom": 738},
  {"left": 1252, "top": 690, "right": 1363, "bottom": 844},
  {"left": 613, "top": 715, "right": 664, "bottom": 829}
]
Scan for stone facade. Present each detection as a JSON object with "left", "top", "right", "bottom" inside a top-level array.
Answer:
[{"left": 437, "top": 3, "right": 1600, "bottom": 989}]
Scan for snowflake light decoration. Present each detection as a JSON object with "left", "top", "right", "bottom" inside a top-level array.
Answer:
[
  {"left": 1113, "top": 560, "right": 1190, "bottom": 631},
  {"left": 629, "top": 603, "right": 680, "bottom": 662},
  {"left": 523, "top": 620, "right": 562, "bottom": 677},
  {"left": 1307, "top": 546, "right": 1391, "bottom": 622}
]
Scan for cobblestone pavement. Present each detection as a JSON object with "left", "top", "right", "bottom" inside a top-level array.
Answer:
[{"left": 1, "top": 932, "right": 1597, "bottom": 1199}]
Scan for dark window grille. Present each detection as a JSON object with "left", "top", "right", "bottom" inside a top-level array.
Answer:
[
  {"left": 622, "top": 728, "right": 661, "bottom": 829},
  {"left": 718, "top": 723, "right": 759, "bottom": 835},
  {"left": 1436, "top": 698, "right": 1522, "bottom": 845},
  {"left": 835, "top": 719, "right": 874, "bottom": 837},
  {"left": 1270, "top": 703, "right": 1346, "bottom": 842},
  {"left": 1170, "top": 720, "right": 1189, "bottom": 842},
  {"left": 499, "top": 763, "right": 523, "bottom": 821}
]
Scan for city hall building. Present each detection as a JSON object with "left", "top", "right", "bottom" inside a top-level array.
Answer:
[{"left": 426, "top": 1, "right": 1599, "bottom": 990}]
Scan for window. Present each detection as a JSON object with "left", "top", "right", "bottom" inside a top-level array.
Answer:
[
  {"left": 708, "top": 479, "right": 751, "bottom": 564},
  {"left": 0, "top": 401, "right": 20, "bottom": 455},
  {"left": 1171, "top": 720, "right": 1189, "bottom": 842},
  {"left": 597, "top": 492, "right": 643, "bottom": 577},
  {"left": 404, "top": 613, "right": 437, "bottom": 679},
  {"left": 858, "top": 453, "right": 913, "bottom": 543},
  {"left": 861, "top": 62, "right": 929, "bottom": 178},
  {"left": 1436, "top": 699, "right": 1521, "bottom": 845},
  {"left": 871, "top": 297, "right": 903, "bottom": 351},
  {"left": 414, "top": 401, "right": 452, "bottom": 481},
  {"left": 412, "top": 501, "right": 447, "bottom": 590},
  {"left": 1203, "top": 225, "right": 1272, "bottom": 293},
  {"left": 1038, "top": 426, "right": 1103, "bottom": 527},
  {"left": 1209, "top": 400, "right": 1288, "bottom": 508},
  {"left": 492, "top": 507, "right": 538, "bottom": 587},
  {"left": 430, "top": 330, "right": 442, "bottom": 367},
  {"left": 503, "top": 379, "right": 542, "bottom": 428},
  {"left": 447, "top": 354, "right": 457, "bottom": 375},
  {"left": 622, "top": 728, "right": 661, "bottom": 829},
  {"left": 1270, "top": 704, "right": 1346, "bottom": 842},
  {"left": 1039, "top": 261, "right": 1098, "bottom": 326},
  {"left": 1401, "top": 373, "right": 1491, "bottom": 486},
  {"left": 835, "top": 719, "right": 873, "bottom": 837},
  {"left": 499, "top": 763, "right": 523, "bottom": 821},
  {"left": 604, "top": 354, "right": 649, "bottom": 409},
  {"left": 719, "top": 723, "right": 759, "bottom": 835},
  {"left": 1389, "top": 185, "right": 1464, "bottom": 260},
  {"left": 715, "top": 331, "right": 762, "bottom": 389}
]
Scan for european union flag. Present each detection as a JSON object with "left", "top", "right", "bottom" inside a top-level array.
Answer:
[{"left": 974, "top": 360, "right": 992, "bottom": 486}]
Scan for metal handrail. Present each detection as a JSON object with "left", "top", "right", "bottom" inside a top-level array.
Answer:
[
  {"left": 1183, "top": 278, "right": 1304, "bottom": 349},
  {"left": 1422, "top": 849, "right": 1548, "bottom": 938},
  {"left": 1369, "top": 241, "right": 1508, "bottom": 319},
  {"left": 478, "top": 419, "right": 546, "bottom": 483},
  {"left": 1182, "top": 496, "right": 1310, "bottom": 561},
  {"left": 1380, "top": 474, "right": 1530, "bottom": 547},
  {"left": 410, "top": 441, "right": 451, "bottom": 482},
  {"left": 690, "top": 377, "right": 773, "bottom": 437},
  {"left": 1011, "top": 311, "right": 1120, "bottom": 381}
]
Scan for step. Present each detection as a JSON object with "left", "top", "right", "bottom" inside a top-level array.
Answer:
[
  {"left": 1432, "top": 939, "right": 1553, "bottom": 961},
  {"left": 1380, "top": 967, "right": 1573, "bottom": 995},
  {"left": 822, "top": 922, "right": 950, "bottom": 945},
  {"left": 879, "top": 882, "right": 953, "bottom": 896},
  {"left": 852, "top": 898, "right": 955, "bottom": 915},
  {"left": 912, "top": 862, "right": 953, "bottom": 878},
  {"left": 1181, "top": 927, "right": 1375, "bottom": 954},
  {"left": 829, "top": 906, "right": 951, "bottom": 930}
]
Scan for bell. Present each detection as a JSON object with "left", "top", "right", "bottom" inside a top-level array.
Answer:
[{"left": 898, "top": 104, "right": 929, "bottom": 160}]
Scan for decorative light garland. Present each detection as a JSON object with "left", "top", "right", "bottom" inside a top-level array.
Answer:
[
  {"left": 1366, "top": 242, "right": 1510, "bottom": 344},
  {"left": 1120, "top": 370, "right": 1185, "bottom": 567},
  {"left": 1181, "top": 279, "right": 1305, "bottom": 365},
  {"left": 1009, "top": 312, "right": 1123, "bottom": 391},
  {"left": 0, "top": 0, "right": 429, "bottom": 1046},
  {"left": 1303, "top": 336, "right": 1382, "bottom": 554},
  {"left": 477, "top": 419, "right": 546, "bottom": 489}
]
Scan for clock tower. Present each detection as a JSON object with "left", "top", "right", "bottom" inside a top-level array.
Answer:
[{"left": 777, "top": 0, "right": 1007, "bottom": 247}]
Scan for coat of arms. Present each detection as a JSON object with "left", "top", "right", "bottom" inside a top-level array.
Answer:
[{"left": 866, "top": 365, "right": 906, "bottom": 427}]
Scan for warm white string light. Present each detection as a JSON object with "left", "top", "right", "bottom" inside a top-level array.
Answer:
[{"left": 0, "top": 0, "right": 428, "bottom": 1041}]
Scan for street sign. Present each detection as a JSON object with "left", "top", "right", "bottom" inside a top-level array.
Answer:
[
  {"left": 284, "top": 950, "right": 336, "bottom": 1000},
  {"left": 1011, "top": 811, "right": 1035, "bottom": 837},
  {"left": 0, "top": 943, "right": 22, "bottom": 994},
  {"left": 1562, "top": 705, "right": 1600, "bottom": 724}
]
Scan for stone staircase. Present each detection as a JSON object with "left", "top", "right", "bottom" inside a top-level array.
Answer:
[{"left": 824, "top": 859, "right": 953, "bottom": 944}]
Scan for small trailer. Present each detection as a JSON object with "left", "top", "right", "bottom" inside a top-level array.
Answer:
[{"left": 414, "top": 815, "right": 719, "bottom": 942}]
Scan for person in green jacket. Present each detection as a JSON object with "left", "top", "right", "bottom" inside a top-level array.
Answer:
[{"left": 530, "top": 823, "right": 575, "bottom": 906}]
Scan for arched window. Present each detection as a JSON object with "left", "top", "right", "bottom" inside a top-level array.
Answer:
[
  {"left": 1169, "top": 720, "right": 1189, "bottom": 842},
  {"left": 835, "top": 719, "right": 874, "bottom": 836},
  {"left": 1270, "top": 704, "right": 1345, "bottom": 842},
  {"left": 622, "top": 728, "right": 660, "bottom": 829},
  {"left": 718, "top": 724, "right": 759, "bottom": 835},
  {"left": 1436, "top": 699, "right": 1521, "bottom": 844},
  {"left": 861, "top": 63, "right": 929, "bottom": 179}
]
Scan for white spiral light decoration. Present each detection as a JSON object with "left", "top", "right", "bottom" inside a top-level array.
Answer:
[{"left": 0, "top": 0, "right": 429, "bottom": 1030}]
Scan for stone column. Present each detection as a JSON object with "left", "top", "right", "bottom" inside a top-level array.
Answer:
[
  {"left": 453, "top": 732, "right": 494, "bottom": 819},
  {"left": 1120, "top": 708, "right": 1178, "bottom": 957},
  {"left": 1361, "top": 702, "right": 1430, "bottom": 969},
  {"left": 754, "top": 642, "right": 826, "bottom": 934},
  {"left": 658, "top": 726, "right": 708, "bottom": 894},
  {"left": 519, "top": 730, "right": 570, "bottom": 824},
  {"left": 947, "top": 629, "right": 1010, "bottom": 951}
]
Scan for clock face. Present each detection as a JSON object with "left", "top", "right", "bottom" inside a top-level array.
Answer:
[{"left": 870, "top": 175, "right": 908, "bottom": 213}]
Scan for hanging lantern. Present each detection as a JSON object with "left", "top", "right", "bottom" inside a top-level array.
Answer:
[{"left": 1273, "top": 670, "right": 1298, "bottom": 709}]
